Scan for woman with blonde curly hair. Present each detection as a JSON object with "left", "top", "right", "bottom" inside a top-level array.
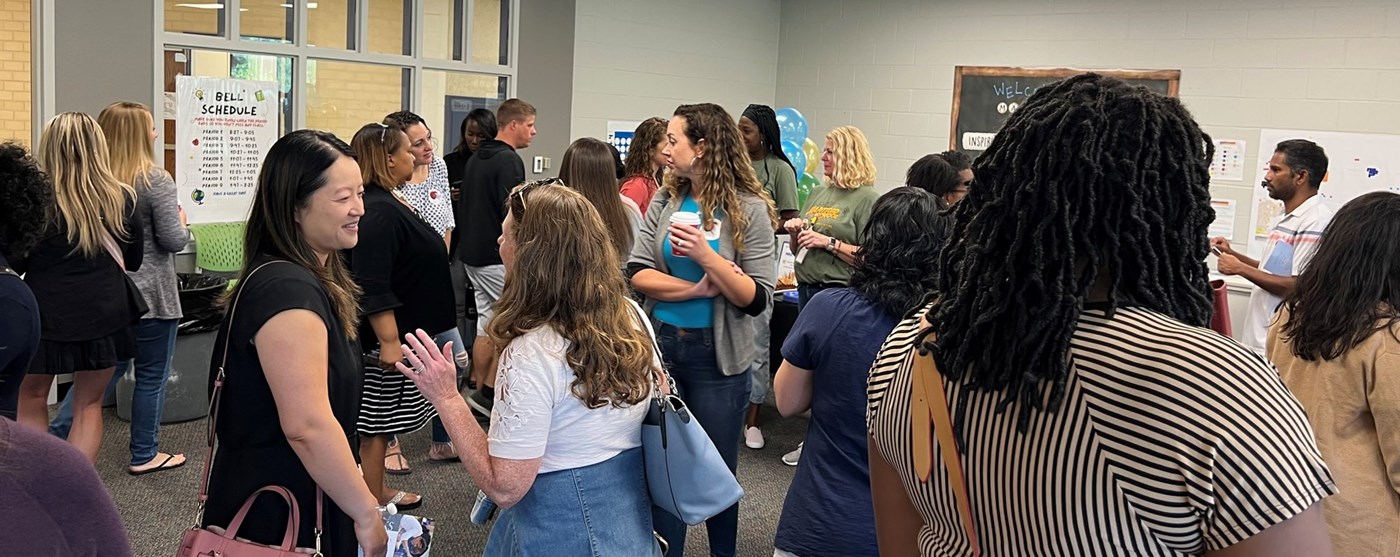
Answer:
[
  {"left": 393, "top": 183, "right": 662, "bottom": 556},
  {"left": 15, "top": 112, "right": 143, "bottom": 463},
  {"left": 627, "top": 102, "right": 778, "bottom": 557},
  {"left": 783, "top": 125, "right": 880, "bottom": 311}
]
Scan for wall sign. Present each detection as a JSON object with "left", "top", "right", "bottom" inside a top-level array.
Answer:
[{"left": 175, "top": 75, "right": 279, "bottom": 224}]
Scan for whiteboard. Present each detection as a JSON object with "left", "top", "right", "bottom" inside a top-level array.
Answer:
[{"left": 1247, "top": 129, "right": 1400, "bottom": 259}]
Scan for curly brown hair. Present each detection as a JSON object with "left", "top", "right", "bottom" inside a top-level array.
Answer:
[
  {"left": 660, "top": 104, "right": 777, "bottom": 252},
  {"left": 488, "top": 184, "right": 656, "bottom": 409},
  {"left": 623, "top": 117, "right": 666, "bottom": 180}
]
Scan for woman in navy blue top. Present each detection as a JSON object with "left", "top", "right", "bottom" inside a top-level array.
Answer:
[
  {"left": 772, "top": 187, "right": 948, "bottom": 557},
  {"left": 0, "top": 142, "right": 51, "bottom": 420}
]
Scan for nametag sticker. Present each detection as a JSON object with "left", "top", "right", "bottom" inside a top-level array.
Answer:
[{"left": 704, "top": 219, "right": 723, "bottom": 241}]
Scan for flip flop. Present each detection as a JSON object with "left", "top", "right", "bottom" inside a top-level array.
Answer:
[
  {"left": 128, "top": 452, "right": 188, "bottom": 476},
  {"left": 428, "top": 442, "right": 459, "bottom": 462},
  {"left": 385, "top": 440, "right": 411, "bottom": 475},
  {"left": 386, "top": 490, "right": 423, "bottom": 511}
]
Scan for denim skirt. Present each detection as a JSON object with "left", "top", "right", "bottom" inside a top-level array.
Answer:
[{"left": 484, "top": 447, "right": 662, "bottom": 556}]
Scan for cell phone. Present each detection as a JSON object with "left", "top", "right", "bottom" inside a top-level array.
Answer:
[{"left": 1210, "top": 246, "right": 1223, "bottom": 256}]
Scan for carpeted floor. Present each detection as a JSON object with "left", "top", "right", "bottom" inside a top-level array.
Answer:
[{"left": 89, "top": 400, "right": 808, "bottom": 556}]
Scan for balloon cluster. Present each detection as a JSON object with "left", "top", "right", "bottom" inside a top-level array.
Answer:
[{"left": 775, "top": 107, "right": 821, "bottom": 207}]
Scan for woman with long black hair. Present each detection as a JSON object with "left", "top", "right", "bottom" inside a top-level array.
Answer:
[{"left": 1270, "top": 191, "right": 1400, "bottom": 557}]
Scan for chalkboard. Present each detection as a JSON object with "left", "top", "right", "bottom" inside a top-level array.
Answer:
[{"left": 950, "top": 66, "right": 1180, "bottom": 159}]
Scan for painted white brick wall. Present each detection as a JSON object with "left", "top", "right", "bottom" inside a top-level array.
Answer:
[
  {"left": 571, "top": 0, "right": 781, "bottom": 140},
  {"left": 775, "top": 0, "right": 1400, "bottom": 247}
]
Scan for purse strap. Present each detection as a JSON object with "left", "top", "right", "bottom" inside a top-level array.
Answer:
[
  {"left": 195, "top": 260, "right": 324, "bottom": 551},
  {"left": 98, "top": 227, "right": 126, "bottom": 271},
  {"left": 911, "top": 318, "right": 981, "bottom": 556},
  {"left": 628, "top": 300, "right": 676, "bottom": 397}
]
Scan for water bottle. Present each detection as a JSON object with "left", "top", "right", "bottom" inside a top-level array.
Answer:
[{"left": 469, "top": 490, "right": 498, "bottom": 525}]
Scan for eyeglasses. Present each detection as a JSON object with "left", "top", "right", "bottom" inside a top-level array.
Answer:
[{"left": 510, "top": 177, "right": 564, "bottom": 215}]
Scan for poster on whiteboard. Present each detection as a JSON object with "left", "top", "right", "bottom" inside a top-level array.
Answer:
[
  {"left": 1248, "top": 129, "right": 1400, "bottom": 259},
  {"left": 175, "top": 75, "right": 279, "bottom": 224}
]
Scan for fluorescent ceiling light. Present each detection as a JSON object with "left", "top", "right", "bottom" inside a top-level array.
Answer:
[
  {"left": 279, "top": 2, "right": 317, "bottom": 7},
  {"left": 175, "top": 3, "right": 224, "bottom": 8}
]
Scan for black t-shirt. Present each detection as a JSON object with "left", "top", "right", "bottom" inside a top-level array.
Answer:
[
  {"left": 345, "top": 187, "right": 455, "bottom": 350},
  {"left": 203, "top": 257, "right": 361, "bottom": 555}
]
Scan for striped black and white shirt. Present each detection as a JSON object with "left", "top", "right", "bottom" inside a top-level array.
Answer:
[{"left": 867, "top": 303, "right": 1336, "bottom": 556}]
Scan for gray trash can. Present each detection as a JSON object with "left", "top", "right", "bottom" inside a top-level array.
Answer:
[{"left": 117, "top": 273, "right": 227, "bottom": 423}]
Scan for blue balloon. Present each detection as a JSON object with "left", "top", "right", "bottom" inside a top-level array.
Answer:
[
  {"left": 775, "top": 107, "right": 808, "bottom": 144},
  {"left": 780, "top": 139, "right": 805, "bottom": 176}
]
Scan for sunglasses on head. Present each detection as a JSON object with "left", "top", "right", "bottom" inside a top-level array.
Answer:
[{"left": 511, "top": 177, "right": 565, "bottom": 214}]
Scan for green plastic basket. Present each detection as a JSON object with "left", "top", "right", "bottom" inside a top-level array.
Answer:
[{"left": 189, "top": 222, "right": 246, "bottom": 274}]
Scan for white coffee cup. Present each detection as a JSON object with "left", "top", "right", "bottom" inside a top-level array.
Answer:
[{"left": 669, "top": 211, "right": 702, "bottom": 256}]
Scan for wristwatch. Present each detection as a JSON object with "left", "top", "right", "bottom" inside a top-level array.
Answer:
[{"left": 827, "top": 237, "right": 838, "bottom": 251}]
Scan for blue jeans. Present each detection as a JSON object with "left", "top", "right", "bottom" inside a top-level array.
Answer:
[
  {"left": 484, "top": 447, "right": 660, "bottom": 556},
  {"left": 652, "top": 324, "right": 749, "bottom": 557},
  {"left": 50, "top": 318, "right": 179, "bottom": 466},
  {"left": 797, "top": 283, "right": 838, "bottom": 313}
]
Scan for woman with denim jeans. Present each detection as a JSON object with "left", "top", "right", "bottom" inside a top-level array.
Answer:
[
  {"left": 382, "top": 110, "right": 470, "bottom": 470},
  {"left": 395, "top": 184, "right": 661, "bottom": 556},
  {"left": 627, "top": 103, "right": 778, "bottom": 557},
  {"left": 97, "top": 102, "right": 191, "bottom": 474},
  {"left": 781, "top": 126, "right": 879, "bottom": 312}
]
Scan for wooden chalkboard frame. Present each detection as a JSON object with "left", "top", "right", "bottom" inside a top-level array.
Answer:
[{"left": 949, "top": 66, "right": 1181, "bottom": 151}]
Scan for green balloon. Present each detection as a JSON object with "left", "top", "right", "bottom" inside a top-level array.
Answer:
[{"left": 797, "top": 172, "right": 820, "bottom": 207}]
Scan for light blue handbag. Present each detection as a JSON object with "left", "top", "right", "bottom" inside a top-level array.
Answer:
[{"left": 631, "top": 304, "right": 745, "bottom": 525}]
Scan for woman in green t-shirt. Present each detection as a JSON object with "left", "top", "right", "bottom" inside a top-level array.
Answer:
[{"left": 783, "top": 125, "right": 880, "bottom": 311}]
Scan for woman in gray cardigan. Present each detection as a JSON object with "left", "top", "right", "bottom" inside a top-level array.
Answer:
[
  {"left": 99, "top": 102, "right": 190, "bottom": 474},
  {"left": 627, "top": 103, "right": 777, "bottom": 557}
]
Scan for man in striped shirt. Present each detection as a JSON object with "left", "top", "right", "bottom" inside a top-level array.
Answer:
[{"left": 1213, "top": 139, "right": 1334, "bottom": 355}]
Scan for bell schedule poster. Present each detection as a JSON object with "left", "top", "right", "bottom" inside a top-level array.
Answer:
[{"left": 175, "top": 75, "right": 278, "bottom": 224}]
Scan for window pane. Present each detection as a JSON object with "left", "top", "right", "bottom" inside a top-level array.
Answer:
[
  {"left": 240, "top": 0, "right": 293, "bottom": 44},
  {"left": 367, "top": 0, "right": 409, "bottom": 56},
  {"left": 421, "top": 70, "right": 506, "bottom": 155},
  {"left": 306, "top": 60, "right": 407, "bottom": 141},
  {"left": 165, "top": 0, "right": 224, "bottom": 36},
  {"left": 307, "top": 0, "right": 353, "bottom": 50},
  {"left": 422, "top": 0, "right": 460, "bottom": 60},
  {"left": 161, "top": 49, "right": 294, "bottom": 176},
  {"left": 470, "top": 0, "right": 508, "bottom": 65}
]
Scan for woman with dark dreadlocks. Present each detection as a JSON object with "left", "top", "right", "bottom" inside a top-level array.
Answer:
[
  {"left": 866, "top": 73, "right": 1336, "bottom": 556},
  {"left": 736, "top": 104, "right": 801, "bottom": 450}
]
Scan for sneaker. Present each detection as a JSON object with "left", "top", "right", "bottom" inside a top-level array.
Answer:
[
  {"left": 467, "top": 388, "right": 495, "bottom": 416},
  {"left": 744, "top": 426, "right": 765, "bottom": 450},
  {"left": 781, "top": 443, "right": 803, "bottom": 466}
]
